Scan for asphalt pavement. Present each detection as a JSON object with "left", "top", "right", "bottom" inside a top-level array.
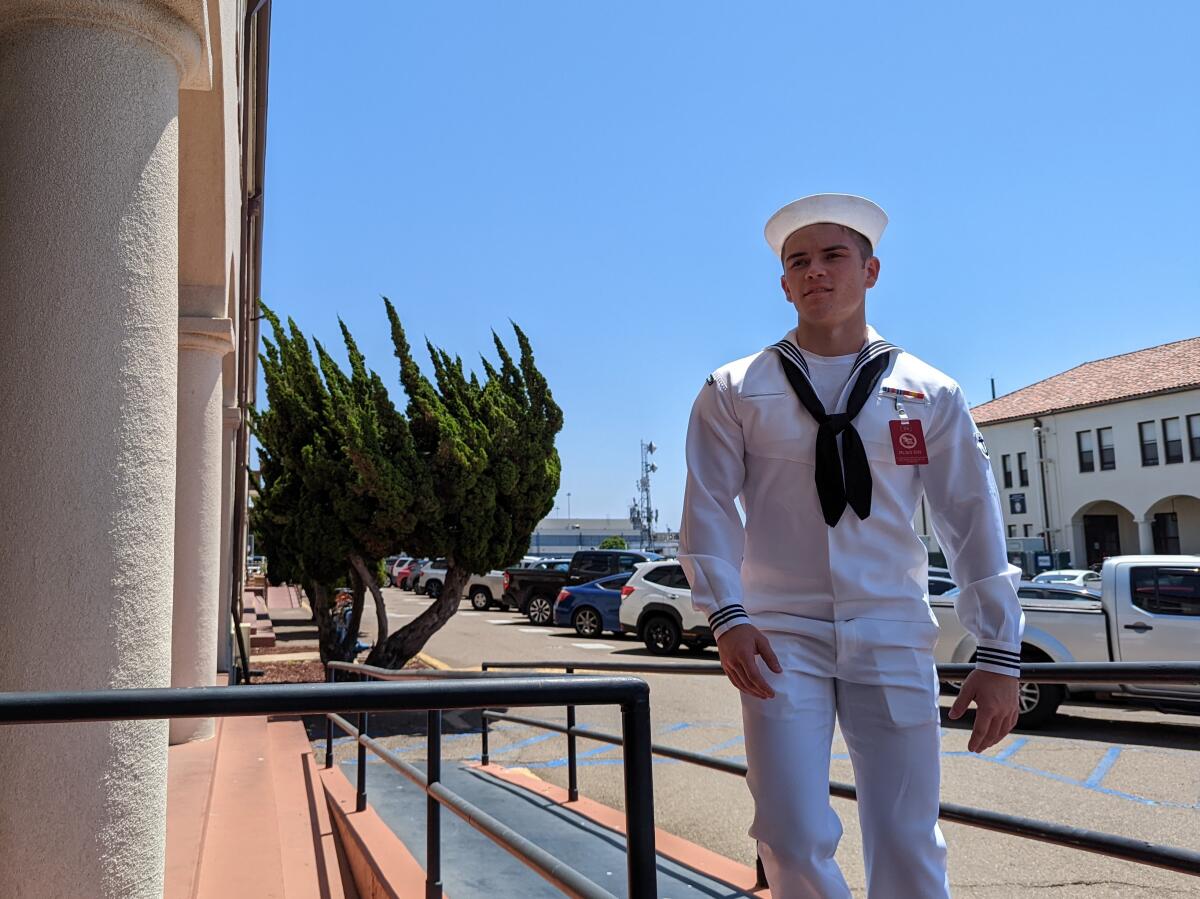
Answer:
[{"left": 355, "top": 586, "right": 1200, "bottom": 898}]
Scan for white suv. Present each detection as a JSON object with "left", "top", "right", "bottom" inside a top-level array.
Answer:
[{"left": 618, "top": 560, "right": 713, "bottom": 655}]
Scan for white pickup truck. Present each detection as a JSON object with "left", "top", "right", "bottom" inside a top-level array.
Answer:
[{"left": 933, "top": 555, "right": 1200, "bottom": 726}]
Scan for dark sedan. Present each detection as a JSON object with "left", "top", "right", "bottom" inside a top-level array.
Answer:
[{"left": 552, "top": 573, "right": 632, "bottom": 638}]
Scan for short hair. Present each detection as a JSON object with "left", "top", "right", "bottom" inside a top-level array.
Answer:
[
  {"left": 781, "top": 224, "right": 874, "bottom": 267},
  {"left": 843, "top": 226, "right": 873, "bottom": 263}
]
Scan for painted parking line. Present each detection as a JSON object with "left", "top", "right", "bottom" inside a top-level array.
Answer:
[
  {"left": 486, "top": 618, "right": 513, "bottom": 624},
  {"left": 519, "top": 627, "right": 552, "bottom": 634},
  {"left": 1083, "top": 745, "right": 1122, "bottom": 788},
  {"left": 571, "top": 642, "right": 614, "bottom": 650},
  {"left": 459, "top": 611, "right": 481, "bottom": 617}
]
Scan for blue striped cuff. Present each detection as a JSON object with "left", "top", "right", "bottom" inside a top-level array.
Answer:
[
  {"left": 708, "top": 604, "right": 751, "bottom": 638},
  {"left": 974, "top": 645, "right": 1021, "bottom": 676}
]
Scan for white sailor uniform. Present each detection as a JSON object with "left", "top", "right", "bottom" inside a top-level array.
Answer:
[{"left": 678, "top": 326, "right": 1024, "bottom": 899}]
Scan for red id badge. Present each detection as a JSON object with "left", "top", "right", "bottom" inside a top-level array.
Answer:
[{"left": 889, "top": 419, "right": 929, "bottom": 465}]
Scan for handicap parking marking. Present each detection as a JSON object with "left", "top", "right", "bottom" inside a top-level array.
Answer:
[
  {"left": 519, "top": 627, "right": 552, "bottom": 634},
  {"left": 571, "top": 642, "right": 614, "bottom": 650}
]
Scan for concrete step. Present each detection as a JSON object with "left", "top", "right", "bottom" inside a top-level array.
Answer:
[{"left": 167, "top": 710, "right": 352, "bottom": 898}]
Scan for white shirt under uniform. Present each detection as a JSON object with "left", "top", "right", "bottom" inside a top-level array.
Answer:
[{"left": 678, "top": 325, "right": 1024, "bottom": 899}]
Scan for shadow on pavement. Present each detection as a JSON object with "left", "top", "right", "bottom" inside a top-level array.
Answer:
[{"left": 938, "top": 703, "right": 1200, "bottom": 750}]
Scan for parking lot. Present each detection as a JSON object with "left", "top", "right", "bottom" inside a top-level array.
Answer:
[{"left": 354, "top": 587, "right": 1200, "bottom": 897}]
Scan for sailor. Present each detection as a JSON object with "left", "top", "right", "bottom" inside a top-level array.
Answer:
[{"left": 678, "top": 194, "right": 1024, "bottom": 899}]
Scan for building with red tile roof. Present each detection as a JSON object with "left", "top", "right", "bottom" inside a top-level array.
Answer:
[{"left": 961, "top": 337, "right": 1200, "bottom": 570}]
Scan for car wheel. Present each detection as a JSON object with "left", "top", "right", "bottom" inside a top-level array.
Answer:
[
  {"left": 383, "top": 574, "right": 393, "bottom": 588},
  {"left": 642, "top": 614, "right": 681, "bottom": 655},
  {"left": 1016, "top": 679, "right": 1064, "bottom": 728},
  {"left": 469, "top": 588, "right": 492, "bottom": 611},
  {"left": 527, "top": 595, "right": 554, "bottom": 626},
  {"left": 572, "top": 607, "right": 602, "bottom": 638},
  {"left": 426, "top": 580, "right": 442, "bottom": 599}
]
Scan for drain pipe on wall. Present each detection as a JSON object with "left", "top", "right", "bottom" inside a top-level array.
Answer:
[{"left": 1033, "top": 417, "right": 1053, "bottom": 555}]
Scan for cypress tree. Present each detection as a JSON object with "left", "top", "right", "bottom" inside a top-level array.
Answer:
[{"left": 252, "top": 297, "right": 563, "bottom": 669}]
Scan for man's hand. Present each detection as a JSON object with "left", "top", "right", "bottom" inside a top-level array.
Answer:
[
  {"left": 949, "top": 669, "right": 1019, "bottom": 753},
  {"left": 715, "top": 624, "right": 782, "bottom": 699}
]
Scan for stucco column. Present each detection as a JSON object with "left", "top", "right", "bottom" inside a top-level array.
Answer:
[
  {"left": 170, "top": 317, "right": 234, "bottom": 743},
  {"left": 1136, "top": 518, "right": 1156, "bottom": 555},
  {"left": 0, "top": 3, "right": 207, "bottom": 896},
  {"left": 216, "top": 401, "right": 241, "bottom": 673}
]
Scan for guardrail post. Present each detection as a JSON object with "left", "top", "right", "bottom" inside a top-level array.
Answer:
[
  {"left": 480, "top": 663, "right": 489, "bottom": 766},
  {"left": 427, "top": 710, "right": 443, "bottom": 899},
  {"left": 325, "top": 666, "right": 335, "bottom": 769},
  {"left": 356, "top": 711, "right": 368, "bottom": 812},
  {"left": 566, "top": 666, "right": 578, "bottom": 802},
  {"left": 621, "top": 694, "right": 658, "bottom": 898}
]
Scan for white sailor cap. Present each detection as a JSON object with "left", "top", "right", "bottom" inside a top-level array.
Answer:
[{"left": 764, "top": 193, "right": 888, "bottom": 259}]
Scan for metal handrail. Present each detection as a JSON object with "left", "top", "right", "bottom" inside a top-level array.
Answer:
[
  {"left": 480, "top": 659, "right": 1200, "bottom": 685},
  {"left": 479, "top": 659, "right": 1200, "bottom": 879},
  {"left": 0, "top": 674, "right": 660, "bottom": 899},
  {"left": 322, "top": 666, "right": 658, "bottom": 898}
]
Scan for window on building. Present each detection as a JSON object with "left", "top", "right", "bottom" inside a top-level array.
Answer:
[
  {"left": 1188, "top": 414, "right": 1200, "bottom": 461},
  {"left": 1130, "top": 565, "right": 1200, "bottom": 616},
  {"left": 1007, "top": 524, "right": 1016, "bottom": 538},
  {"left": 1098, "top": 427, "right": 1116, "bottom": 470},
  {"left": 1076, "top": 430, "right": 1095, "bottom": 472},
  {"left": 1023, "top": 524, "right": 1033, "bottom": 537},
  {"left": 1001, "top": 454, "right": 1012, "bottom": 488},
  {"left": 1017, "top": 452, "right": 1029, "bottom": 487},
  {"left": 1139, "top": 421, "right": 1159, "bottom": 466},
  {"left": 1162, "top": 417, "right": 1184, "bottom": 464}
]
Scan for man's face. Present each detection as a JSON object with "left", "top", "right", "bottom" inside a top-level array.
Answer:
[{"left": 779, "top": 222, "right": 879, "bottom": 328}]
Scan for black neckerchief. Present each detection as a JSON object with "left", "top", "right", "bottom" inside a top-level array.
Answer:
[{"left": 768, "top": 335, "right": 899, "bottom": 527}]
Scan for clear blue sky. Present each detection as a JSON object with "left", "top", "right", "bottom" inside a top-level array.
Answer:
[{"left": 261, "top": 2, "right": 1199, "bottom": 531}]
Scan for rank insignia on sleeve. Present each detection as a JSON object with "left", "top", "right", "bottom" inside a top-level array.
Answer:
[
  {"left": 975, "top": 432, "right": 989, "bottom": 459},
  {"left": 705, "top": 373, "right": 715, "bottom": 385}
]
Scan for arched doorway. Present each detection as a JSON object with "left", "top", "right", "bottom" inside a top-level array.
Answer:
[
  {"left": 1143, "top": 495, "right": 1200, "bottom": 555},
  {"left": 1070, "top": 500, "right": 1137, "bottom": 568}
]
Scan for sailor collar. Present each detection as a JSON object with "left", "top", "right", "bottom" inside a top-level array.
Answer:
[{"left": 767, "top": 326, "right": 901, "bottom": 384}]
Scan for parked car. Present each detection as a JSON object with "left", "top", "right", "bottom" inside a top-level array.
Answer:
[
  {"left": 383, "top": 555, "right": 408, "bottom": 587},
  {"left": 465, "top": 570, "right": 506, "bottom": 610},
  {"left": 1033, "top": 569, "right": 1102, "bottom": 590},
  {"left": 466, "top": 559, "right": 573, "bottom": 609},
  {"left": 553, "top": 573, "right": 632, "bottom": 637},
  {"left": 412, "top": 559, "right": 449, "bottom": 597},
  {"left": 934, "top": 555, "right": 1200, "bottom": 727},
  {"left": 928, "top": 575, "right": 957, "bottom": 596},
  {"left": 503, "top": 550, "right": 661, "bottom": 624},
  {"left": 618, "top": 559, "right": 713, "bottom": 655},
  {"left": 394, "top": 558, "right": 425, "bottom": 591}
]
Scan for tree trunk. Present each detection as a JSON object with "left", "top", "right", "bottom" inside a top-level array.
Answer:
[
  {"left": 349, "top": 552, "right": 389, "bottom": 650},
  {"left": 365, "top": 565, "right": 469, "bottom": 668}
]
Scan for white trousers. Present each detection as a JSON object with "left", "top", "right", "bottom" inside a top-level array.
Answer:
[{"left": 740, "top": 618, "right": 950, "bottom": 899}]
